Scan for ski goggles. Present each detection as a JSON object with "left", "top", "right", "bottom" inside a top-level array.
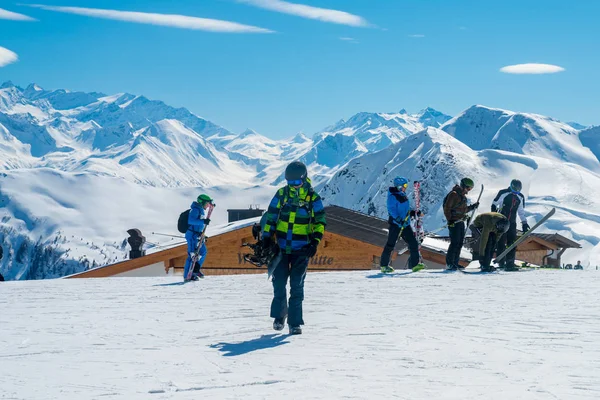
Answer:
[
  {"left": 287, "top": 179, "right": 303, "bottom": 186},
  {"left": 396, "top": 183, "right": 408, "bottom": 189}
]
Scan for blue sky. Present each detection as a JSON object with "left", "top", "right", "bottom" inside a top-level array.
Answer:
[{"left": 1, "top": 0, "right": 599, "bottom": 138}]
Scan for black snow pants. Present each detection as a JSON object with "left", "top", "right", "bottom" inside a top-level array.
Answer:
[
  {"left": 496, "top": 222, "right": 518, "bottom": 267},
  {"left": 446, "top": 221, "right": 466, "bottom": 267},
  {"left": 380, "top": 224, "right": 420, "bottom": 269}
]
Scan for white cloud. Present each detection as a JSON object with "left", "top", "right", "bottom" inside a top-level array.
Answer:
[
  {"left": 238, "top": 0, "right": 369, "bottom": 27},
  {"left": 0, "top": 47, "right": 19, "bottom": 67},
  {"left": 25, "top": 4, "right": 274, "bottom": 33},
  {"left": 500, "top": 63, "right": 566, "bottom": 75},
  {"left": 408, "top": 34, "right": 425, "bottom": 38},
  {"left": 0, "top": 7, "right": 36, "bottom": 20},
  {"left": 339, "top": 37, "right": 358, "bottom": 44}
]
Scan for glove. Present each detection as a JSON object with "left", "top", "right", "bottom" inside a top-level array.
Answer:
[
  {"left": 262, "top": 237, "right": 279, "bottom": 256},
  {"left": 203, "top": 218, "right": 211, "bottom": 225},
  {"left": 303, "top": 239, "right": 319, "bottom": 258},
  {"left": 469, "top": 202, "right": 480, "bottom": 211},
  {"left": 522, "top": 222, "right": 530, "bottom": 233},
  {"left": 491, "top": 205, "right": 498, "bottom": 212}
]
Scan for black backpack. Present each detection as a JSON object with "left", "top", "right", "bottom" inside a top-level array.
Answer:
[
  {"left": 443, "top": 192, "right": 450, "bottom": 207},
  {"left": 177, "top": 209, "right": 190, "bottom": 233}
]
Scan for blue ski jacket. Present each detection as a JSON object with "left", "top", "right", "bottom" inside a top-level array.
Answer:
[
  {"left": 387, "top": 187, "right": 411, "bottom": 227},
  {"left": 187, "top": 201, "right": 207, "bottom": 234}
]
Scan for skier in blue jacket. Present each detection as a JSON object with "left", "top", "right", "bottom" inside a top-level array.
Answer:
[
  {"left": 380, "top": 177, "right": 422, "bottom": 273},
  {"left": 184, "top": 194, "right": 213, "bottom": 281}
]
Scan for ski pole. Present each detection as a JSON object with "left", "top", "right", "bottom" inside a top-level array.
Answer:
[
  {"left": 150, "top": 240, "right": 186, "bottom": 250},
  {"left": 151, "top": 232, "right": 185, "bottom": 239}
]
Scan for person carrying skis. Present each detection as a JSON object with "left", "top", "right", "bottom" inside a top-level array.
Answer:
[
  {"left": 183, "top": 194, "right": 213, "bottom": 281},
  {"left": 469, "top": 212, "right": 510, "bottom": 272},
  {"left": 443, "top": 178, "right": 480, "bottom": 270},
  {"left": 380, "top": 177, "right": 423, "bottom": 273},
  {"left": 492, "top": 179, "right": 529, "bottom": 271},
  {"left": 261, "top": 161, "right": 326, "bottom": 335}
]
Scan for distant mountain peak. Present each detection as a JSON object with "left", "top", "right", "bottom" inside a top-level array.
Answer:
[
  {"left": 26, "top": 83, "right": 44, "bottom": 92},
  {"left": 292, "top": 132, "right": 310, "bottom": 143},
  {"left": 239, "top": 128, "right": 259, "bottom": 138},
  {"left": 0, "top": 81, "right": 17, "bottom": 89},
  {"left": 567, "top": 122, "right": 587, "bottom": 130}
]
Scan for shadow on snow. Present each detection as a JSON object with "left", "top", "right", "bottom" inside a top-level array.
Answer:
[
  {"left": 365, "top": 271, "right": 414, "bottom": 279},
  {"left": 210, "top": 334, "right": 290, "bottom": 357}
]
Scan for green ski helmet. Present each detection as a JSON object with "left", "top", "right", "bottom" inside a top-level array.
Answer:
[
  {"left": 197, "top": 194, "right": 214, "bottom": 205},
  {"left": 460, "top": 177, "right": 474, "bottom": 189}
]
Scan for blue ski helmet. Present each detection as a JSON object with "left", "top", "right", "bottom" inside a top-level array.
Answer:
[{"left": 393, "top": 177, "right": 409, "bottom": 188}]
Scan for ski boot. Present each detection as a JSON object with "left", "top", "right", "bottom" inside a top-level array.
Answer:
[
  {"left": 504, "top": 263, "right": 519, "bottom": 272},
  {"left": 412, "top": 263, "right": 426, "bottom": 272},
  {"left": 480, "top": 266, "right": 496, "bottom": 273},
  {"left": 289, "top": 325, "right": 302, "bottom": 335},
  {"left": 273, "top": 318, "right": 285, "bottom": 331},
  {"left": 380, "top": 265, "right": 394, "bottom": 274},
  {"left": 445, "top": 264, "right": 458, "bottom": 271}
]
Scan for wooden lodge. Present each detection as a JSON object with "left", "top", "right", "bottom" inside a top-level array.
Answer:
[{"left": 67, "top": 205, "right": 580, "bottom": 278}]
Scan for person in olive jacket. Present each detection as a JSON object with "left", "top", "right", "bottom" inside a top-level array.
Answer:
[{"left": 470, "top": 212, "right": 510, "bottom": 272}]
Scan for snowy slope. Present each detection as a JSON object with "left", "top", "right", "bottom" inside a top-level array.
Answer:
[
  {"left": 1, "top": 271, "right": 599, "bottom": 399},
  {"left": 441, "top": 105, "right": 600, "bottom": 172},
  {"left": 319, "top": 127, "right": 600, "bottom": 266}
]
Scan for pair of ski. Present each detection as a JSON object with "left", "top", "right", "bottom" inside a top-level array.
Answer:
[
  {"left": 463, "top": 207, "right": 557, "bottom": 274},
  {"left": 185, "top": 203, "right": 215, "bottom": 282}
]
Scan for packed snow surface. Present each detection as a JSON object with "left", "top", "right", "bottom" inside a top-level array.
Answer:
[{"left": 1, "top": 270, "right": 599, "bottom": 399}]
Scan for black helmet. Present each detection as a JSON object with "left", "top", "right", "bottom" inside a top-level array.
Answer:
[
  {"left": 460, "top": 177, "right": 474, "bottom": 189},
  {"left": 285, "top": 161, "right": 308, "bottom": 182},
  {"left": 496, "top": 218, "right": 510, "bottom": 234},
  {"left": 510, "top": 179, "right": 522, "bottom": 192}
]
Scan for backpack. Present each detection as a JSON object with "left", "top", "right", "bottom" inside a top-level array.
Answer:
[
  {"left": 443, "top": 192, "right": 450, "bottom": 207},
  {"left": 177, "top": 209, "right": 190, "bottom": 233}
]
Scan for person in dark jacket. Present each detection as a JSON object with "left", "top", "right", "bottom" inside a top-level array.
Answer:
[
  {"left": 443, "top": 178, "right": 479, "bottom": 270},
  {"left": 183, "top": 194, "right": 213, "bottom": 281},
  {"left": 261, "top": 161, "right": 326, "bottom": 335},
  {"left": 470, "top": 212, "right": 510, "bottom": 272},
  {"left": 380, "top": 176, "right": 423, "bottom": 273},
  {"left": 492, "top": 179, "right": 529, "bottom": 271}
]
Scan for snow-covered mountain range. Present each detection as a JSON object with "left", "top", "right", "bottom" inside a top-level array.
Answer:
[{"left": 1, "top": 81, "right": 599, "bottom": 279}]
